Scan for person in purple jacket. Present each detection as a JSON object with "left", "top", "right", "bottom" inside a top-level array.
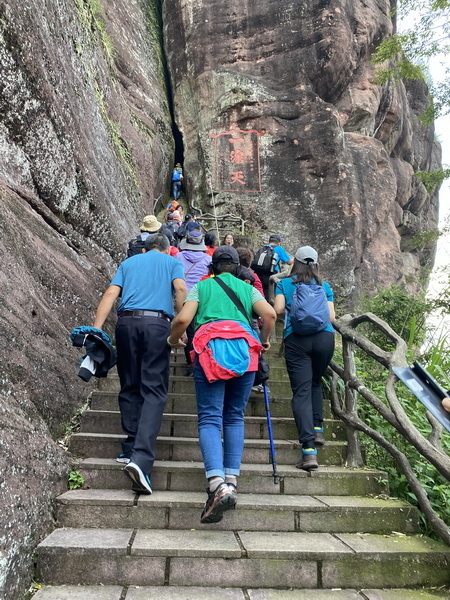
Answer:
[{"left": 176, "top": 222, "right": 212, "bottom": 374}]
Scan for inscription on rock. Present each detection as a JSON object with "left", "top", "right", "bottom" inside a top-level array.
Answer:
[{"left": 211, "top": 128, "right": 265, "bottom": 192}]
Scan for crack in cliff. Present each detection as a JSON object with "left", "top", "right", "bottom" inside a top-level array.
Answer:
[{"left": 154, "top": 0, "right": 185, "bottom": 174}]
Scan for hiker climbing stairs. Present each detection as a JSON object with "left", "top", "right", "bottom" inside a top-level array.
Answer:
[{"left": 33, "top": 336, "right": 450, "bottom": 599}]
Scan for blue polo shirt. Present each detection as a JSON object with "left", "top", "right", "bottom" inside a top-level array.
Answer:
[
  {"left": 275, "top": 277, "right": 334, "bottom": 338},
  {"left": 111, "top": 250, "right": 184, "bottom": 318}
]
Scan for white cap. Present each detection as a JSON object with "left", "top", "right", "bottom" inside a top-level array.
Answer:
[{"left": 295, "top": 246, "right": 318, "bottom": 264}]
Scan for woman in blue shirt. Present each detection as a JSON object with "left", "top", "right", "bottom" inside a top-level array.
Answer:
[{"left": 274, "top": 246, "right": 335, "bottom": 471}]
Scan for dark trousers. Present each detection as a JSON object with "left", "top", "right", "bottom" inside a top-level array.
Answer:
[
  {"left": 115, "top": 315, "right": 171, "bottom": 474},
  {"left": 284, "top": 331, "right": 335, "bottom": 448},
  {"left": 258, "top": 273, "right": 271, "bottom": 302}
]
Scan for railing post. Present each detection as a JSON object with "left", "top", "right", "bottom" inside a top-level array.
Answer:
[{"left": 342, "top": 339, "right": 364, "bottom": 467}]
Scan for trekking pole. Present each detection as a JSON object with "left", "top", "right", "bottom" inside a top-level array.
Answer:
[{"left": 263, "top": 382, "right": 279, "bottom": 484}]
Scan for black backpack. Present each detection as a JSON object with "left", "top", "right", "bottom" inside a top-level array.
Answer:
[
  {"left": 126, "top": 234, "right": 146, "bottom": 258},
  {"left": 160, "top": 224, "right": 176, "bottom": 246},
  {"left": 251, "top": 245, "right": 276, "bottom": 274},
  {"left": 176, "top": 222, "right": 188, "bottom": 240}
]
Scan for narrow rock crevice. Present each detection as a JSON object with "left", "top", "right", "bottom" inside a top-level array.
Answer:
[{"left": 155, "top": 0, "right": 185, "bottom": 178}]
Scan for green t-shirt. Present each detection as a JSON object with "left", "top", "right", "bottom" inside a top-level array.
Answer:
[{"left": 186, "top": 273, "right": 264, "bottom": 328}]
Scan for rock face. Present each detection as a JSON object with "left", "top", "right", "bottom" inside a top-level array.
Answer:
[
  {"left": 0, "top": 1, "right": 173, "bottom": 597},
  {"left": 0, "top": 0, "right": 441, "bottom": 598},
  {"left": 163, "top": 0, "right": 440, "bottom": 299}
]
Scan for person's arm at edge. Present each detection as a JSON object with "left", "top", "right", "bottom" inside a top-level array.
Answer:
[
  {"left": 328, "top": 301, "right": 336, "bottom": 323},
  {"left": 168, "top": 301, "right": 198, "bottom": 347},
  {"left": 442, "top": 396, "right": 450, "bottom": 412},
  {"left": 93, "top": 285, "right": 121, "bottom": 329},
  {"left": 273, "top": 294, "right": 286, "bottom": 315},
  {"left": 279, "top": 246, "right": 293, "bottom": 266},
  {"left": 173, "top": 277, "right": 188, "bottom": 313},
  {"left": 253, "top": 299, "right": 276, "bottom": 352}
]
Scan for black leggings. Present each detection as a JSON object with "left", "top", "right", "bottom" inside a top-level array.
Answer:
[{"left": 284, "top": 331, "right": 335, "bottom": 448}]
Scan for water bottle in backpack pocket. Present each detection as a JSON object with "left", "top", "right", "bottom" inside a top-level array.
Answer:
[{"left": 289, "top": 282, "right": 329, "bottom": 335}]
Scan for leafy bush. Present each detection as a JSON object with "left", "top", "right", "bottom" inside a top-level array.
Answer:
[
  {"left": 356, "top": 285, "right": 431, "bottom": 352},
  {"left": 348, "top": 285, "right": 450, "bottom": 536},
  {"left": 68, "top": 470, "right": 85, "bottom": 490}
]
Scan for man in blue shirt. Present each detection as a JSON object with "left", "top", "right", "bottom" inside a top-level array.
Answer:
[
  {"left": 260, "top": 234, "right": 293, "bottom": 302},
  {"left": 93, "top": 234, "right": 187, "bottom": 494}
]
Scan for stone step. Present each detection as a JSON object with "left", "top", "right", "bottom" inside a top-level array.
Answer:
[
  {"left": 76, "top": 458, "right": 389, "bottom": 497},
  {"left": 100, "top": 374, "right": 293, "bottom": 394},
  {"left": 98, "top": 353, "right": 291, "bottom": 384},
  {"left": 98, "top": 364, "right": 291, "bottom": 384},
  {"left": 166, "top": 375, "right": 293, "bottom": 396},
  {"left": 90, "top": 391, "right": 334, "bottom": 418},
  {"left": 56, "top": 488, "right": 420, "bottom": 534},
  {"left": 35, "top": 528, "right": 450, "bottom": 589},
  {"left": 79, "top": 410, "right": 346, "bottom": 441},
  {"left": 68, "top": 433, "right": 347, "bottom": 465},
  {"left": 31, "top": 586, "right": 450, "bottom": 600}
]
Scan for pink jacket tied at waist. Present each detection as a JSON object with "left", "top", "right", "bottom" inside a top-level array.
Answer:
[{"left": 192, "top": 320, "right": 262, "bottom": 383}]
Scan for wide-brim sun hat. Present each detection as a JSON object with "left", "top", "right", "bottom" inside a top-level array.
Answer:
[
  {"left": 179, "top": 221, "right": 207, "bottom": 251},
  {"left": 140, "top": 215, "right": 162, "bottom": 232},
  {"left": 295, "top": 245, "right": 318, "bottom": 264},
  {"left": 212, "top": 245, "right": 240, "bottom": 264}
]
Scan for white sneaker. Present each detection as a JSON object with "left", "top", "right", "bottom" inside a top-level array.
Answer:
[
  {"left": 124, "top": 462, "right": 152, "bottom": 494},
  {"left": 116, "top": 454, "right": 131, "bottom": 464}
]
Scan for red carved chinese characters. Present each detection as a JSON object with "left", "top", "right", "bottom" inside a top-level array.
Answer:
[{"left": 210, "top": 127, "right": 265, "bottom": 192}]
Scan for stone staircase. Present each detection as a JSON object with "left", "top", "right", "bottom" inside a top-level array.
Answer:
[{"left": 34, "top": 345, "right": 450, "bottom": 599}]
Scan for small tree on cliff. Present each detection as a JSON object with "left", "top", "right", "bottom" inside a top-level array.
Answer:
[{"left": 372, "top": 0, "right": 450, "bottom": 125}]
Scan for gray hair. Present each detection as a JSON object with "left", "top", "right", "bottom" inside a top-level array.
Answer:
[{"left": 144, "top": 233, "right": 170, "bottom": 252}]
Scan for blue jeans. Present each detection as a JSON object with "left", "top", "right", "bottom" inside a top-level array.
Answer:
[
  {"left": 194, "top": 362, "right": 255, "bottom": 479},
  {"left": 172, "top": 181, "right": 182, "bottom": 199}
]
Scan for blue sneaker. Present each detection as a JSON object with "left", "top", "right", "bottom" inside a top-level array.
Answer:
[{"left": 124, "top": 462, "right": 152, "bottom": 494}]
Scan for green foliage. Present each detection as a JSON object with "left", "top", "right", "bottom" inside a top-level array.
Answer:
[
  {"left": 356, "top": 285, "right": 430, "bottom": 352},
  {"left": 407, "top": 228, "right": 441, "bottom": 251},
  {"left": 415, "top": 166, "right": 450, "bottom": 192},
  {"left": 352, "top": 285, "right": 450, "bottom": 536},
  {"left": 68, "top": 470, "right": 85, "bottom": 490},
  {"left": 75, "top": 0, "right": 115, "bottom": 65},
  {"left": 94, "top": 82, "right": 137, "bottom": 184},
  {"left": 372, "top": 1, "right": 450, "bottom": 123}
]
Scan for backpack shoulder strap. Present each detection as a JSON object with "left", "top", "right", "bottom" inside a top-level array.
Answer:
[
  {"left": 213, "top": 277, "right": 253, "bottom": 328},
  {"left": 184, "top": 262, "right": 197, "bottom": 276}
]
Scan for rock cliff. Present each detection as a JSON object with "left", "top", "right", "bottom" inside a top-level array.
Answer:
[
  {"left": 0, "top": 0, "right": 441, "bottom": 597},
  {"left": 163, "top": 0, "right": 440, "bottom": 297},
  {"left": 0, "top": 0, "right": 172, "bottom": 597}
]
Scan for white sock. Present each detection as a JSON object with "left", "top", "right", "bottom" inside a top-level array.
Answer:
[
  {"left": 225, "top": 475, "right": 237, "bottom": 487},
  {"left": 208, "top": 477, "right": 224, "bottom": 492}
]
